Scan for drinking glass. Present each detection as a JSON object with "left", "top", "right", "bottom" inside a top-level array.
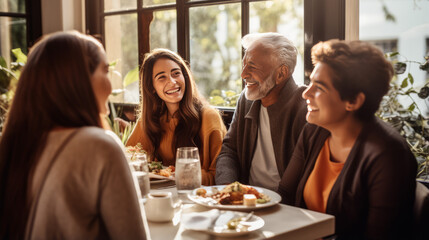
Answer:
[
  {"left": 130, "top": 153, "right": 150, "bottom": 197},
  {"left": 175, "top": 147, "right": 202, "bottom": 194}
]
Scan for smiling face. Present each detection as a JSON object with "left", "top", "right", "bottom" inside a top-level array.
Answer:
[
  {"left": 152, "top": 58, "right": 185, "bottom": 114},
  {"left": 241, "top": 43, "right": 277, "bottom": 101},
  {"left": 91, "top": 51, "right": 112, "bottom": 115},
  {"left": 302, "top": 62, "right": 350, "bottom": 130}
]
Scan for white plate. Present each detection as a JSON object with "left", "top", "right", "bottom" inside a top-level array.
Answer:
[
  {"left": 187, "top": 185, "right": 281, "bottom": 210},
  {"left": 150, "top": 178, "right": 171, "bottom": 184},
  {"left": 149, "top": 172, "right": 175, "bottom": 180},
  {"left": 182, "top": 210, "right": 264, "bottom": 237}
]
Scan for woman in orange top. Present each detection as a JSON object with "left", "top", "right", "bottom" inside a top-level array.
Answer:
[
  {"left": 278, "top": 40, "right": 416, "bottom": 239},
  {"left": 127, "top": 49, "right": 226, "bottom": 186}
]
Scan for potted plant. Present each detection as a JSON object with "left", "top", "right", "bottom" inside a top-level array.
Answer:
[
  {"left": 0, "top": 49, "right": 27, "bottom": 133},
  {"left": 377, "top": 52, "right": 429, "bottom": 187}
]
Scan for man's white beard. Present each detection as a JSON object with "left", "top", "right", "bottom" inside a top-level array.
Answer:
[{"left": 245, "top": 71, "right": 276, "bottom": 100}]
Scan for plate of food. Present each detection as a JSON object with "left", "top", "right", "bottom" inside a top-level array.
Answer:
[
  {"left": 188, "top": 182, "right": 281, "bottom": 210},
  {"left": 148, "top": 161, "right": 175, "bottom": 183},
  {"left": 182, "top": 209, "right": 264, "bottom": 237}
]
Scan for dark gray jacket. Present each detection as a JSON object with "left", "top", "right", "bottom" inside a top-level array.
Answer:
[{"left": 215, "top": 78, "right": 307, "bottom": 185}]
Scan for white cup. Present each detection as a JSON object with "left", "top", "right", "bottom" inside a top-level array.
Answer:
[{"left": 144, "top": 192, "right": 177, "bottom": 222}]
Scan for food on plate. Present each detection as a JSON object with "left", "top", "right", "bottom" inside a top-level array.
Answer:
[
  {"left": 125, "top": 143, "right": 147, "bottom": 161},
  {"left": 148, "top": 161, "right": 163, "bottom": 172},
  {"left": 148, "top": 161, "right": 175, "bottom": 178},
  {"left": 243, "top": 194, "right": 257, "bottom": 207},
  {"left": 196, "top": 188, "right": 207, "bottom": 196},
  {"left": 152, "top": 165, "right": 175, "bottom": 178},
  {"left": 196, "top": 182, "right": 270, "bottom": 205},
  {"left": 126, "top": 143, "right": 146, "bottom": 155}
]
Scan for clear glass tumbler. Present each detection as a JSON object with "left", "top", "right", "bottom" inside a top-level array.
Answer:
[
  {"left": 130, "top": 153, "right": 150, "bottom": 197},
  {"left": 175, "top": 147, "right": 202, "bottom": 194}
]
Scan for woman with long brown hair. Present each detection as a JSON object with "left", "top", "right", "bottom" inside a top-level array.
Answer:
[
  {"left": 0, "top": 31, "right": 149, "bottom": 239},
  {"left": 127, "top": 48, "right": 226, "bottom": 186}
]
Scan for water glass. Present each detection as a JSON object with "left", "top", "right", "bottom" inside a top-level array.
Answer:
[
  {"left": 130, "top": 153, "right": 150, "bottom": 197},
  {"left": 175, "top": 147, "right": 202, "bottom": 194}
]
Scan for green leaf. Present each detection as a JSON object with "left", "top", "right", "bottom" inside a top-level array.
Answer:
[
  {"left": 123, "top": 66, "right": 139, "bottom": 88},
  {"left": 401, "top": 77, "right": 408, "bottom": 88},
  {"left": 408, "top": 73, "right": 414, "bottom": 85},
  {"left": 387, "top": 52, "right": 399, "bottom": 58},
  {"left": 405, "top": 89, "right": 418, "bottom": 95},
  {"left": 209, "top": 96, "right": 225, "bottom": 106},
  {"left": 11, "top": 48, "right": 27, "bottom": 64},
  {"left": 0, "top": 56, "right": 7, "bottom": 68},
  {"left": 109, "top": 60, "right": 118, "bottom": 67},
  {"left": 408, "top": 103, "right": 416, "bottom": 112}
]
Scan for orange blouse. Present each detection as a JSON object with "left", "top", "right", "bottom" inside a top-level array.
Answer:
[{"left": 303, "top": 139, "right": 344, "bottom": 213}]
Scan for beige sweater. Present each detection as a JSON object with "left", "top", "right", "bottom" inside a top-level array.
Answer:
[{"left": 26, "top": 127, "right": 150, "bottom": 240}]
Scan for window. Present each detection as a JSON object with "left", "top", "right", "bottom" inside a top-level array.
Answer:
[
  {"left": 360, "top": 0, "right": 429, "bottom": 115},
  {"left": 90, "top": 0, "right": 305, "bottom": 106},
  {"left": 366, "top": 39, "right": 398, "bottom": 54},
  {"left": 0, "top": 0, "right": 41, "bottom": 63}
]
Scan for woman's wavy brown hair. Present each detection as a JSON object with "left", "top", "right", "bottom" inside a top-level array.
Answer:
[
  {"left": 0, "top": 31, "right": 106, "bottom": 239},
  {"left": 139, "top": 48, "right": 206, "bottom": 162}
]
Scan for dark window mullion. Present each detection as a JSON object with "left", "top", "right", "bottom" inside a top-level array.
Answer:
[
  {"left": 176, "top": 0, "right": 189, "bottom": 61},
  {"left": 0, "top": 12, "right": 26, "bottom": 17},
  {"left": 26, "top": 0, "right": 41, "bottom": 47},
  {"left": 240, "top": 0, "right": 250, "bottom": 90},
  {"left": 138, "top": 10, "right": 153, "bottom": 65}
]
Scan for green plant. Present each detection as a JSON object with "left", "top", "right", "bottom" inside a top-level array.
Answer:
[
  {"left": 377, "top": 52, "right": 429, "bottom": 180},
  {"left": 0, "top": 49, "right": 27, "bottom": 131},
  {"left": 106, "top": 113, "right": 136, "bottom": 145}
]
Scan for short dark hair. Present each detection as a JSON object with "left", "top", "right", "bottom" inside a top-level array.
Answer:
[{"left": 311, "top": 39, "right": 394, "bottom": 121}]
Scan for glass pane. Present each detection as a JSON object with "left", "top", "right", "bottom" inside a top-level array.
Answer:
[
  {"left": 0, "top": 17, "right": 27, "bottom": 65},
  {"left": 190, "top": 4, "right": 242, "bottom": 107},
  {"left": 105, "top": 14, "right": 139, "bottom": 103},
  {"left": 143, "top": 0, "right": 175, "bottom": 8},
  {"left": 0, "top": 0, "right": 25, "bottom": 13},
  {"left": 104, "top": 0, "right": 136, "bottom": 12},
  {"left": 360, "top": 0, "right": 429, "bottom": 115},
  {"left": 150, "top": 10, "right": 177, "bottom": 52},
  {"left": 250, "top": 0, "right": 304, "bottom": 86}
]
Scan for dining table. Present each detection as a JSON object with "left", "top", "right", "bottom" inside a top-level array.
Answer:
[{"left": 143, "top": 181, "right": 335, "bottom": 240}]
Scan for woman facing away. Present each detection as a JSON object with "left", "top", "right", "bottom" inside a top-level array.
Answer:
[
  {"left": 126, "top": 49, "right": 226, "bottom": 186},
  {"left": 0, "top": 31, "right": 150, "bottom": 240},
  {"left": 278, "top": 40, "right": 417, "bottom": 239}
]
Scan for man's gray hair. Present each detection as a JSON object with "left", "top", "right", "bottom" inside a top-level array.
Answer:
[{"left": 242, "top": 32, "right": 297, "bottom": 76}]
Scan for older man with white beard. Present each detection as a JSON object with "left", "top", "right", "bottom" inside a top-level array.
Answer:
[{"left": 215, "top": 33, "right": 307, "bottom": 192}]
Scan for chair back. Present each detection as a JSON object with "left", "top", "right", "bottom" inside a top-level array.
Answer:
[{"left": 414, "top": 181, "right": 429, "bottom": 239}]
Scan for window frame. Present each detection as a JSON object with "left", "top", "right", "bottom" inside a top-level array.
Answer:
[
  {"left": 86, "top": 0, "right": 347, "bottom": 122},
  {"left": 0, "top": 0, "right": 42, "bottom": 50}
]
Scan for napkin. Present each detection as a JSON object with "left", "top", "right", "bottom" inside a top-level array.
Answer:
[{"left": 181, "top": 209, "right": 237, "bottom": 231}]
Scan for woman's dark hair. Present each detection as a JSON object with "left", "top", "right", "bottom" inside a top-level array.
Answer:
[
  {"left": 311, "top": 39, "right": 394, "bottom": 121},
  {"left": 139, "top": 48, "right": 206, "bottom": 162},
  {"left": 0, "top": 31, "right": 105, "bottom": 239}
]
